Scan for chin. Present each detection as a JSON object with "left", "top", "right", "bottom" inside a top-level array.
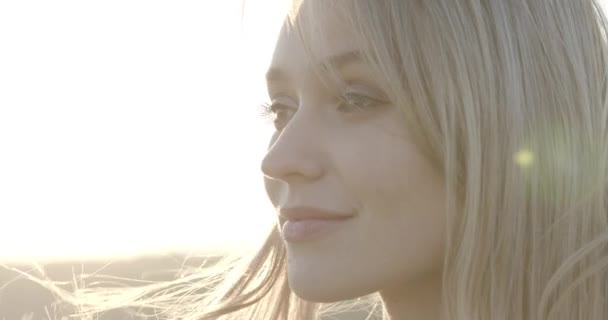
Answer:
[{"left": 287, "top": 273, "right": 371, "bottom": 303}]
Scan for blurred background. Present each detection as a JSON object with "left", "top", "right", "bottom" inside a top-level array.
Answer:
[{"left": 0, "top": 0, "right": 283, "bottom": 264}]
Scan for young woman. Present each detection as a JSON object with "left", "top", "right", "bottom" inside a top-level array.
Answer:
[{"left": 53, "top": 0, "right": 608, "bottom": 319}]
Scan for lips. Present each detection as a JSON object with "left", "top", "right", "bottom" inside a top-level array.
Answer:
[
  {"left": 281, "top": 218, "right": 352, "bottom": 242},
  {"left": 278, "top": 206, "right": 355, "bottom": 242}
]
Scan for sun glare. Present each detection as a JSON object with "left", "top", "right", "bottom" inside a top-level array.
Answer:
[{"left": 0, "top": 0, "right": 288, "bottom": 263}]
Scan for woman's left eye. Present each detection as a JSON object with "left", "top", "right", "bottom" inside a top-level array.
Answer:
[{"left": 338, "top": 92, "right": 383, "bottom": 113}]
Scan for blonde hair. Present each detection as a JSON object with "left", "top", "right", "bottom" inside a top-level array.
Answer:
[{"left": 30, "top": 0, "right": 608, "bottom": 319}]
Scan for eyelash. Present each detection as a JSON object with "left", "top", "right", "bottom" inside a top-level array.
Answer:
[
  {"left": 257, "top": 102, "right": 285, "bottom": 121},
  {"left": 258, "top": 93, "right": 381, "bottom": 119},
  {"left": 259, "top": 93, "right": 384, "bottom": 126}
]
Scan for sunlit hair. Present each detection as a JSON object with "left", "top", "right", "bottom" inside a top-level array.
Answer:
[{"left": 25, "top": 0, "right": 608, "bottom": 319}]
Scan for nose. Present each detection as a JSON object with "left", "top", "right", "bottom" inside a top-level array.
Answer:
[{"left": 260, "top": 112, "right": 324, "bottom": 183}]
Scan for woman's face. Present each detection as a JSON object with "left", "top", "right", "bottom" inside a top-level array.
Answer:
[{"left": 261, "top": 7, "right": 447, "bottom": 303}]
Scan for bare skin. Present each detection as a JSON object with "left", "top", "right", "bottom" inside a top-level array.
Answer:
[{"left": 261, "top": 3, "right": 446, "bottom": 319}]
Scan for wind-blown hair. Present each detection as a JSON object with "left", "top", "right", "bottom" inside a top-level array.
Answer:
[{"left": 34, "top": 0, "right": 608, "bottom": 319}]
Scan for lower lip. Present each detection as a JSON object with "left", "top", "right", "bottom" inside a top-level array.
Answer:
[{"left": 281, "top": 218, "right": 352, "bottom": 242}]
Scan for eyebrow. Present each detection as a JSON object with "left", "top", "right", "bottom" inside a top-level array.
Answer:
[{"left": 265, "top": 50, "right": 363, "bottom": 83}]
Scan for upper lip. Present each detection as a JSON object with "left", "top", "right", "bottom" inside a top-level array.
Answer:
[{"left": 279, "top": 206, "right": 355, "bottom": 221}]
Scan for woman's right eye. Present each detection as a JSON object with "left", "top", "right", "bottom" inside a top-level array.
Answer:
[{"left": 258, "top": 102, "right": 293, "bottom": 130}]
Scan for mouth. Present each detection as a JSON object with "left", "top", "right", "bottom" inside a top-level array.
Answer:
[{"left": 280, "top": 217, "right": 354, "bottom": 243}]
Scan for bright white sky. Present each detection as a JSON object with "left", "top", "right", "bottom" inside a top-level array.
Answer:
[
  {"left": 1, "top": 1, "right": 608, "bottom": 264},
  {"left": 0, "top": 0, "right": 289, "bottom": 263}
]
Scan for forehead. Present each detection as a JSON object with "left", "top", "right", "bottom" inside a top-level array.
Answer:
[{"left": 270, "top": 3, "right": 358, "bottom": 72}]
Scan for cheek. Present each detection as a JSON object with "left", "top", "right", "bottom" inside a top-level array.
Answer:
[
  {"left": 350, "top": 141, "right": 447, "bottom": 259},
  {"left": 328, "top": 170, "right": 445, "bottom": 300},
  {"left": 348, "top": 144, "right": 418, "bottom": 210},
  {"left": 337, "top": 118, "right": 420, "bottom": 208}
]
